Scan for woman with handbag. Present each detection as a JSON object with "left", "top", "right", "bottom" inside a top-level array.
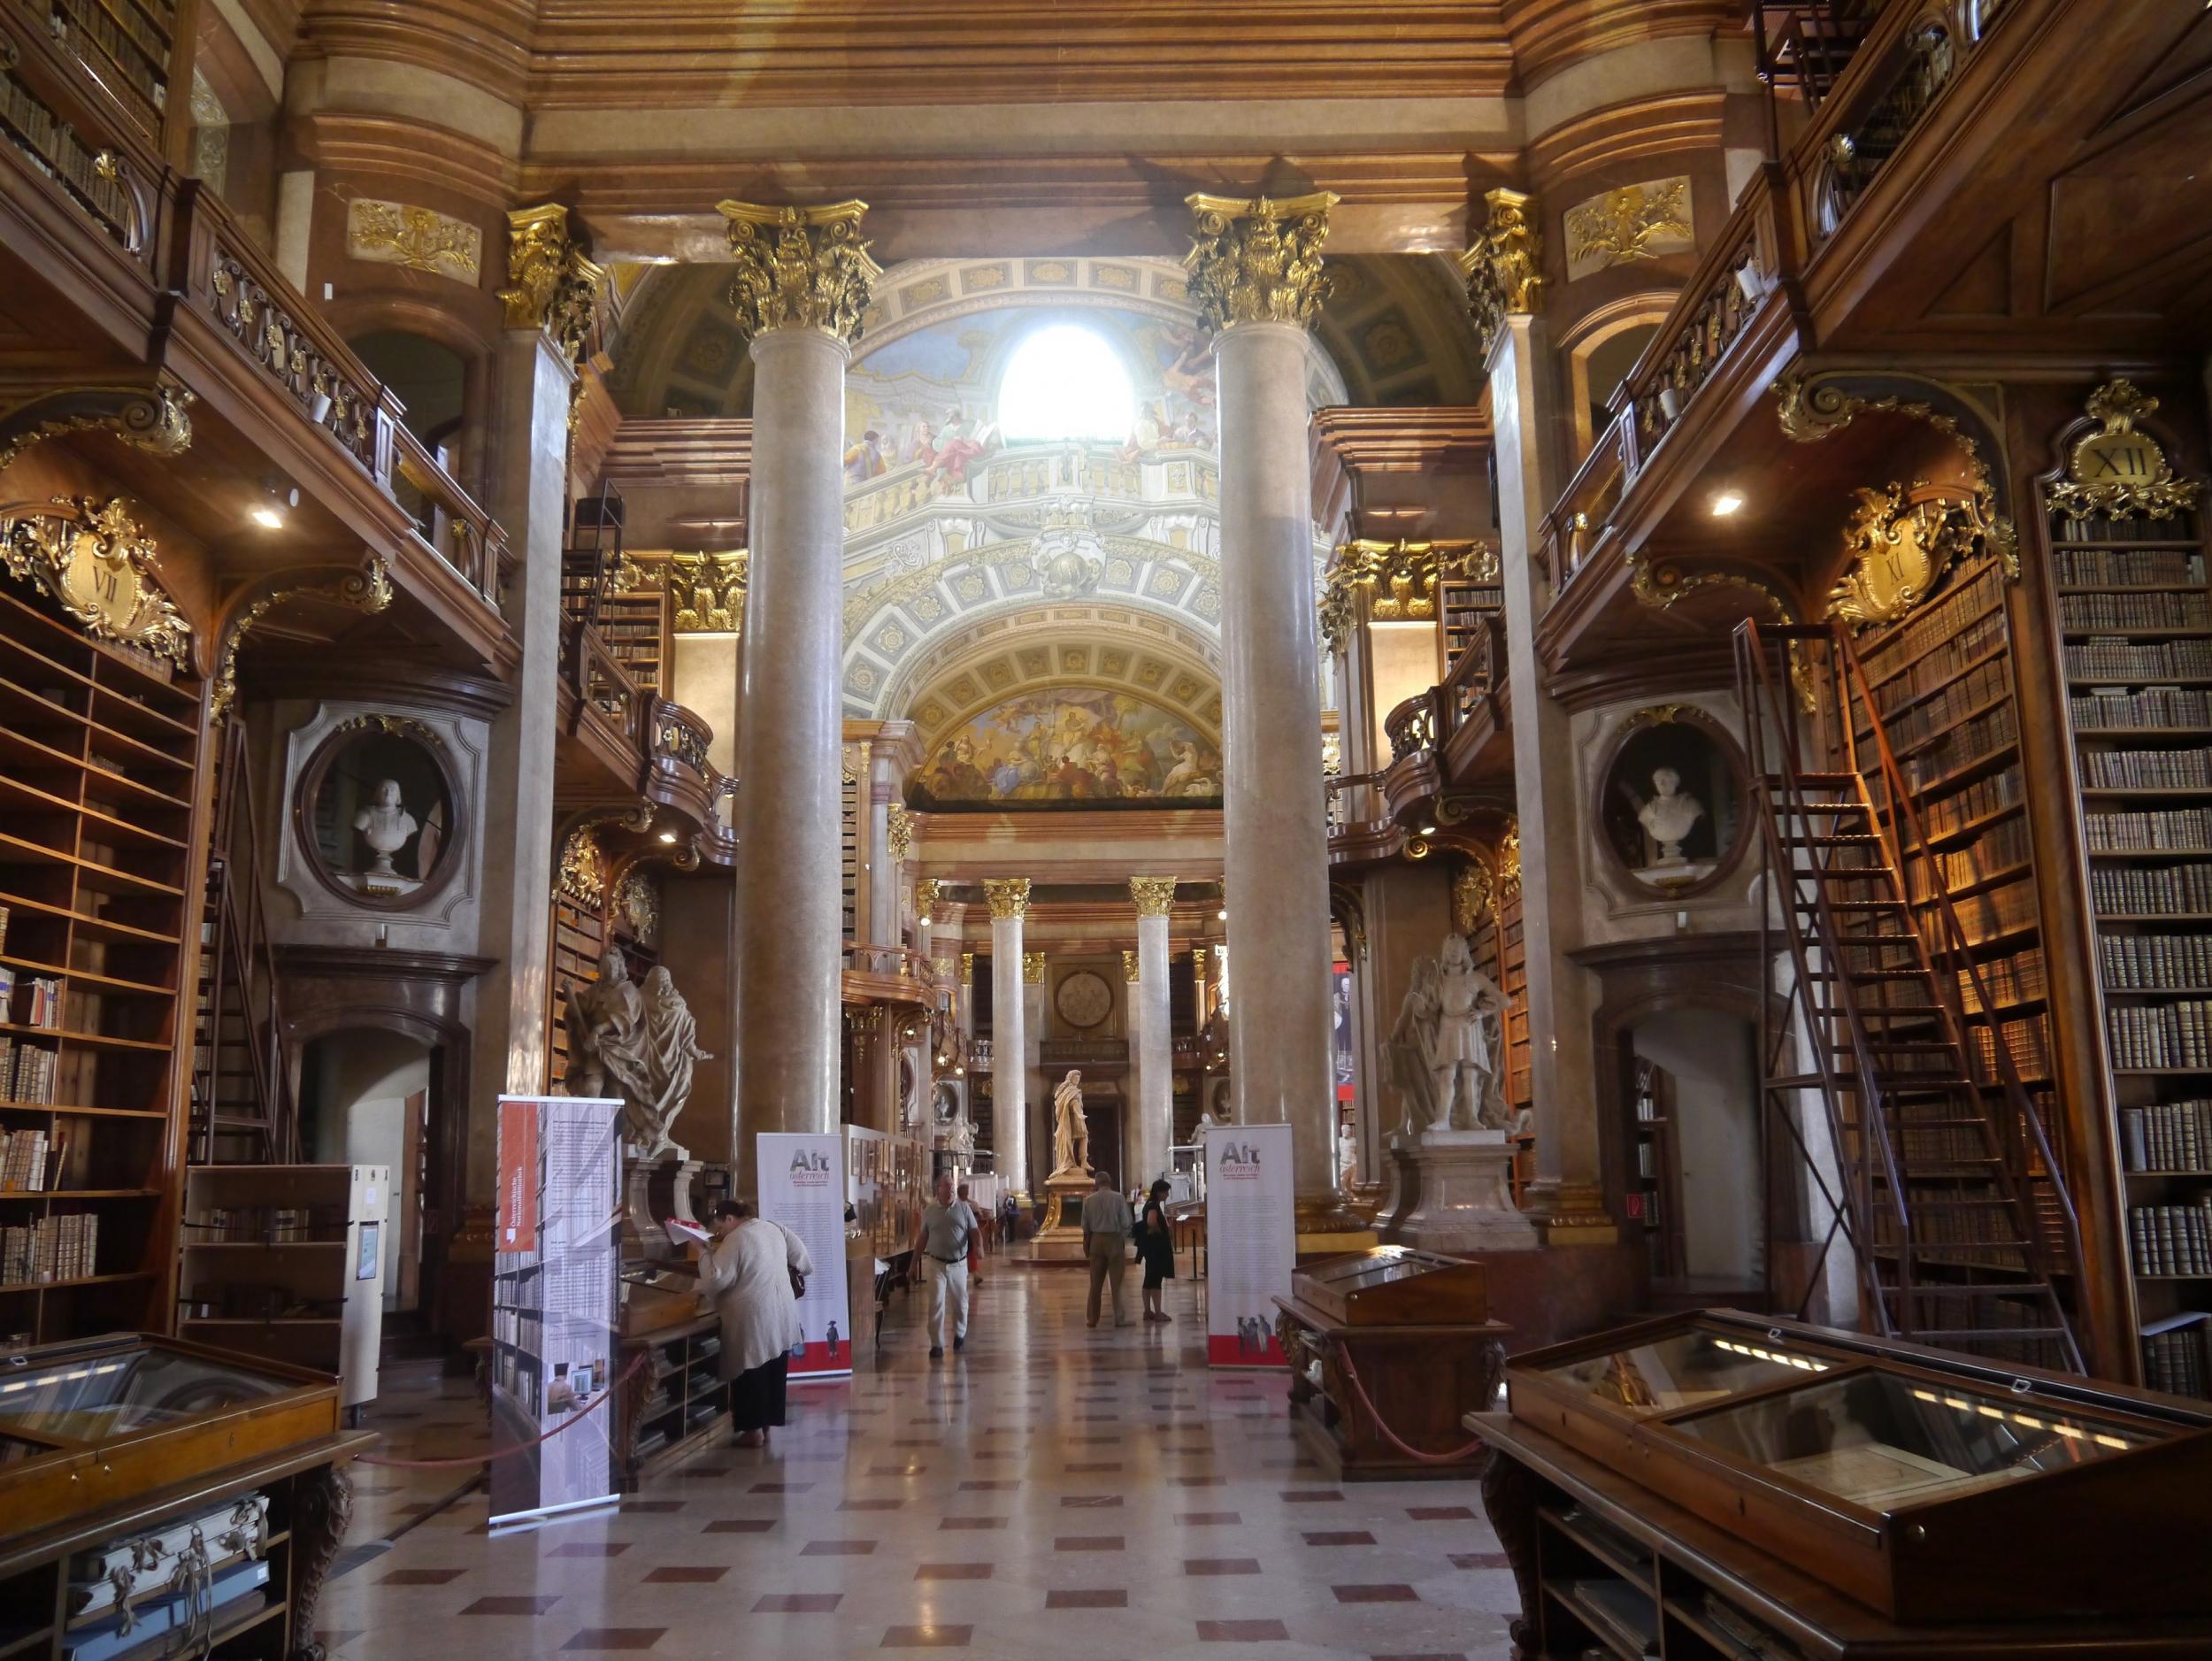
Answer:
[
  {"left": 1134, "top": 1179, "right": 1176, "bottom": 1323},
  {"left": 699, "top": 1199, "right": 814, "bottom": 1448}
]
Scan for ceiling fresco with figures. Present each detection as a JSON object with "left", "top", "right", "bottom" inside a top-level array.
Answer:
[{"left": 911, "top": 687, "right": 1222, "bottom": 810}]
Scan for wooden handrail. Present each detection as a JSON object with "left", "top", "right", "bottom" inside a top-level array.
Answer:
[{"left": 390, "top": 422, "right": 506, "bottom": 605}]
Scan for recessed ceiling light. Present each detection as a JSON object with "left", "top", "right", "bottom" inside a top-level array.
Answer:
[
  {"left": 1711, "top": 491, "right": 1745, "bottom": 518},
  {"left": 249, "top": 504, "right": 285, "bottom": 530},
  {"left": 1418, "top": 824, "right": 1437, "bottom": 835},
  {"left": 657, "top": 830, "right": 678, "bottom": 844},
  {"left": 1216, "top": 907, "right": 1228, "bottom": 921}
]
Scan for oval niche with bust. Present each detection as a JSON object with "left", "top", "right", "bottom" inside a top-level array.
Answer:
[
  {"left": 1598, "top": 710, "right": 1746, "bottom": 895},
  {"left": 302, "top": 722, "right": 458, "bottom": 904}
]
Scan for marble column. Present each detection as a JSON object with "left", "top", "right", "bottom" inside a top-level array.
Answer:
[
  {"left": 866, "top": 725, "right": 920, "bottom": 964},
  {"left": 1186, "top": 192, "right": 1350, "bottom": 1223},
  {"left": 1467, "top": 190, "right": 1615, "bottom": 1243},
  {"left": 1024, "top": 952, "right": 1048, "bottom": 1189},
  {"left": 984, "top": 879, "right": 1031, "bottom": 1199},
  {"left": 465, "top": 206, "right": 600, "bottom": 1197},
  {"left": 1129, "top": 877, "right": 1176, "bottom": 1189},
  {"left": 718, "top": 200, "right": 879, "bottom": 1158}
]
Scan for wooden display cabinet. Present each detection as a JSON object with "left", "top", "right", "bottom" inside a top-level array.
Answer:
[
  {"left": 1274, "top": 1248, "right": 1509, "bottom": 1481},
  {"left": 613, "top": 1311, "right": 727, "bottom": 1488},
  {"left": 1481, "top": 1309, "right": 2212, "bottom": 1649},
  {"left": 0, "top": 1332, "right": 373, "bottom": 1661}
]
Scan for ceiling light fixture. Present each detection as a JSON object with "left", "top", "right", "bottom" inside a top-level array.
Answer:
[
  {"left": 1216, "top": 907, "right": 1228, "bottom": 921},
  {"left": 248, "top": 505, "right": 285, "bottom": 530},
  {"left": 657, "top": 830, "right": 678, "bottom": 844},
  {"left": 1711, "top": 490, "right": 1745, "bottom": 518},
  {"left": 1418, "top": 824, "right": 1437, "bottom": 836}
]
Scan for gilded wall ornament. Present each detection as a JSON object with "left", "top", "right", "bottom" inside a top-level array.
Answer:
[
  {"left": 0, "top": 381, "right": 194, "bottom": 471},
  {"left": 961, "top": 950, "right": 975, "bottom": 982},
  {"left": 1122, "top": 950, "right": 1141, "bottom": 985},
  {"left": 1459, "top": 188, "right": 1546, "bottom": 354},
  {"left": 1129, "top": 875, "right": 1177, "bottom": 917},
  {"left": 1183, "top": 191, "right": 1338, "bottom": 333},
  {"left": 887, "top": 803, "right": 915, "bottom": 861},
  {"left": 670, "top": 549, "right": 747, "bottom": 632},
  {"left": 615, "top": 866, "right": 660, "bottom": 948},
  {"left": 982, "top": 876, "right": 1031, "bottom": 919},
  {"left": 1630, "top": 558, "right": 1816, "bottom": 711},
  {"left": 1828, "top": 482, "right": 1976, "bottom": 627},
  {"left": 1563, "top": 177, "right": 1693, "bottom": 280},
  {"left": 2048, "top": 381, "right": 2200, "bottom": 520},
  {"left": 210, "top": 558, "right": 392, "bottom": 719},
  {"left": 716, "top": 199, "right": 880, "bottom": 344},
  {"left": 1023, "top": 950, "right": 1048, "bottom": 984},
  {"left": 557, "top": 826, "right": 607, "bottom": 908},
  {"left": 0, "top": 497, "right": 190, "bottom": 664},
  {"left": 498, "top": 204, "right": 604, "bottom": 367},
  {"left": 916, "top": 876, "right": 940, "bottom": 913},
  {"left": 1318, "top": 538, "right": 1497, "bottom": 653},
  {"left": 1497, "top": 824, "right": 1523, "bottom": 900},
  {"left": 1453, "top": 858, "right": 1494, "bottom": 934},
  {"left": 346, "top": 198, "right": 481, "bottom": 283}
]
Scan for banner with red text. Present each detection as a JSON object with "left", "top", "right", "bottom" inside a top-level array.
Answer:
[
  {"left": 1203, "top": 1121, "right": 1294, "bottom": 1368},
  {"left": 757, "top": 1132, "right": 855, "bottom": 1380}
]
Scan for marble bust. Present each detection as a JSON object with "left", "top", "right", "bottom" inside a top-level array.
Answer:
[
  {"left": 352, "top": 779, "right": 419, "bottom": 888},
  {"left": 1636, "top": 765, "right": 1705, "bottom": 867}
]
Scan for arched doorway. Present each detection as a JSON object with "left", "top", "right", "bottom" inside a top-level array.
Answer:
[{"left": 299, "top": 1027, "right": 434, "bottom": 1315}]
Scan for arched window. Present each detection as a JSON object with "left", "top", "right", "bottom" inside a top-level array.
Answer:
[{"left": 996, "top": 324, "right": 1137, "bottom": 445}]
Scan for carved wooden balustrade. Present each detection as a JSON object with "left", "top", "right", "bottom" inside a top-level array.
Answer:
[
  {"left": 842, "top": 942, "right": 952, "bottom": 1007},
  {"left": 390, "top": 421, "right": 508, "bottom": 606}
]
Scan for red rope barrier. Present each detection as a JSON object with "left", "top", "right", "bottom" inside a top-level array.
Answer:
[
  {"left": 1333, "top": 1345, "right": 1487, "bottom": 1466},
  {"left": 356, "top": 1352, "right": 651, "bottom": 1470}
]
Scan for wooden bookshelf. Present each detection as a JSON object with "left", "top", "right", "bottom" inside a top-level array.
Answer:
[
  {"left": 1625, "top": 1057, "right": 1685, "bottom": 1280},
  {"left": 2047, "top": 500, "right": 2212, "bottom": 1396},
  {"left": 547, "top": 888, "right": 607, "bottom": 1088},
  {"left": 1440, "top": 577, "right": 1503, "bottom": 671},
  {"left": 0, "top": 588, "right": 200, "bottom": 1343},
  {"left": 596, "top": 588, "right": 667, "bottom": 696}
]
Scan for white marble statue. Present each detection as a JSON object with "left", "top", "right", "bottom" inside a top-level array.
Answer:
[
  {"left": 632, "top": 965, "right": 710, "bottom": 1161},
  {"left": 1050, "top": 1068, "right": 1089, "bottom": 1176},
  {"left": 1432, "top": 932, "right": 1512, "bottom": 1132},
  {"left": 1336, "top": 1122, "right": 1359, "bottom": 1188},
  {"left": 564, "top": 948, "right": 711, "bottom": 1163},
  {"left": 1635, "top": 765, "right": 1706, "bottom": 867},
  {"left": 352, "top": 779, "right": 419, "bottom": 883},
  {"left": 563, "top": 945, "right": 644, "bottom": 1102},
  {"left": 1384, "top": 956, "right": 1443, "bottom": 1138}
]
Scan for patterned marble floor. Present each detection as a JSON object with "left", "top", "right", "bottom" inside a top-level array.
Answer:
[{"left": 320, "top": 1261, "right": 1519, "bottom": 1659}]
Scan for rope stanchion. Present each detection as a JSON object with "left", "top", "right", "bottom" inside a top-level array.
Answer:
[
  {"left": 1333, "top": 1344, "right": 1487, "bottom": 1466},
  {"left": 355, "top": 1351, "right": 650, "bottom": 1471}
]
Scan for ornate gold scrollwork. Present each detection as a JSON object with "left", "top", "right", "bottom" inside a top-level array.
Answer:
[
  {"left": 210, "top": 557, "right": 392, "bottom": 720},
  {"left": 347, "top": 198, "right": 481, "bottom": 282},
  {"left": 1453, "top": 857, "right": 1494, "bottom": 934},
  {"left": 615, "top": 866, "right": 660, "bottom": 947},
  {"left": 1327, "top": 881, "right": 1369, "bottom": 964},
  {"left": 1497, "top": 823, "right": 1523, "bottom": 900},
  {"left": 1122, "top": 950, "right": 1140, "bottom": 985},
  {"left": 982, "top": 877, "right": 1031, "bottom": 920},
  {"left": 1630, "top": 558, "right": 1816, "bottom": 712},
  {"left": 0, "top": 496, "right": 191, "bottom": 665},
  {"left": 0, "top": 381, "right": 194, "bottom": 472},
  {"left": 1564, "top": 178, "right": 1691, "bottom": 274},
  {"left": 499, "top": 204, "right": 605, "bottom": 368},
  {"left": 2049, "top": 380, "right": 2200, "bottom": 520},
  {"left": 1182, "top": 191, "right": 1338, "bottom": 333},
  {"left": 716, "top": 200, "right": 880, "bottom": 344},
  {"left": 1318, "top": 538, "right": 1498, "bottom": 654},
  {"left": 1129, "top": 876, "right": 1177, "bottom": 917},
  {"left": 1022, "top": 950, "right": 1047, "bottom": 984},
  {"left": 887, "top": 803, "right": 915, "bottom": 861},
  {"left": 961, "top": 950, "right": 975, "bottom": 982},
  {"left": 557, "top": 825, "right": 607, "bottom": 907},
  {"left": 1459, "top": 187, "right": 1546, "bottom": 355},
  {"left": 1828, "top": 481, "right": 1977, "bottom": 627},
  {"left": 670, "top": 549, "right": 748, "bottom": 632}
]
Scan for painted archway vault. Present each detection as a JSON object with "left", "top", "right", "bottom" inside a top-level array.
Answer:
[{"left": 911, "top": 683, "right": 1222, "bottom": 810}]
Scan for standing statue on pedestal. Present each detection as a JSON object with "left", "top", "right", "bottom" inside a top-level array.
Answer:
[
  {"left": 633, "top": 965, "right": 711, "bottom": 1161},
  {"left": 563, "top": 945, "right": 646, "bottom": 1102},
  {"left": 1384, "top": 957, "right": 1443, "bottom": 1139},
  {"left": 1433, "top": 932, "right": 1512, "bottom": 1132},
  {"left": 1050, "top": 1069, "right": 1089, "bottom": 1176}
]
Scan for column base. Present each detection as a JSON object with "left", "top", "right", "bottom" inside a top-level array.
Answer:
[
  {"left": 1294, "top": 1194, "right": 1379, "bottom": 1257},
  {"left": 1520, "top": 1180, "right": 1620, "bottom": 1247}
]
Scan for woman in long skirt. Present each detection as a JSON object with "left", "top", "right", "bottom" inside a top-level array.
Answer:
[{"left": 699, "top": 1200, "right": 814, "bottom": 1447}]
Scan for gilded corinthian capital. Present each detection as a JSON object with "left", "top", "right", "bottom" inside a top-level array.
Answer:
[
  {"left": 1129, "top": 876, "right": 1177, "bottom": 917},
  {"left": 982, "top": 877, "right": 1032, "bottom": 920},
  {"left": 1183, "top": 190, "right": 1338, "bottom": 333},
  {"left": 499, "top": 204, "right": 605, "bottom": 365},
  {"left": 716, "top": 199, "right": 881, "bottom": 344},
  {"left": 1458, "top": 187, "right": 1546, "bottom": 354}
]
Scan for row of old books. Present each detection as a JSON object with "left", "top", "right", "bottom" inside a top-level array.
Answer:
[
  {"left": 2085, "top": 806, "right": 2212, "bottom": 851},
  {"left": 2141, "top": 1316, "right": 2209, "bottom": 1398},
  {"left": 2079, "top": 746, "right": 2212, "bottom": 791},
  {"left": 2101, "top": 932, "right": 2212, "bottom": 990},
  {"left": 2066, "top": 637, "right": 2212, "bottom": 681},
  {"left": 1919, "top": 814, "right": 2034, "bottom": 900},
  {"left": 0, "top": 967, "right": 63, "bottom": 1029},
  {"left": 1866, "top": 572, "right": 2005, "bottom": 716},
  {"left": 2072, "top": 686, "right": 2212, "bottom": 731},
  {"left": 2108, "top": 1002, "right": 2212, "bottom": 1071},
  {"left": 1870, "top": 655, "right": 2010, "bottom": 752},
  {"left": 1971, "top": 1014, "right": 2053, "bottom": 1080},
  {"left": 2119, "top": 1100, "right": 2212, "bottom": 1172},
  {"left": 1916, "top": 766, "right": 2024, "bottom": 841},
  {"left": 1955, "top": 874, "right": 2039, "bottom": 947},
  {"left": 2057, "top": 591, "right": 2211, "bottom": 631},
  {"left": 2092, "top": 862, "right": 2212, "bottom": 916},
  {"left": 0, "top": 1127, "right": 60, "bottom": 1190},
  {"left": 1900, "top": 703, "right": 2017, "bottom": 793},
  {"left": 0, "top": 1211, "right": 98, "bottom": 1285},
  {"left": 2129, "top": 1200, "right": 2212, "bottom": 1276},
  {"left": 1957, "top": 946, "right": 2048, "bottom": 1013},
  {"left": 0, "top": 1037, "right": 58, "bottom": 1103},
  {"left": 2053, "top": 547, "right": 2207, "bottom": 587}
]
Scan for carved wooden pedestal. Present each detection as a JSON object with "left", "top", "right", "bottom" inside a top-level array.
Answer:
[{"left": 1273, "top": 1295, "right": 1508, "bottom": 1481}]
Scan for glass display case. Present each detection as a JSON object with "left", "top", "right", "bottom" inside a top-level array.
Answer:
[
  {"left": 1291, "top": 1246, "right": 1490, "bottom": 1326},
  {"left": 1505, "top": 1310, "right": 2212, "bottom": 1623}
]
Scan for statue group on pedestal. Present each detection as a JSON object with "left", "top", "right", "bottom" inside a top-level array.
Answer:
[
  {"left": 1386, "top": 931, "right": 1513, "bottom": 1138},
  {"left": 563, "top": 944, "right": 710, "bottom": 1162}
]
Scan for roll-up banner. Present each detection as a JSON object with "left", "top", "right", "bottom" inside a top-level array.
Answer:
[
  {"left": 489, "top": 1094, "right": 624, "bottom": 1526},
  {"left": 1202, "top": 1121, "right": 1294, "bottom": 1368},
  {"left": 757, "top": 1131, "right": 856, "bottom": 1380}
]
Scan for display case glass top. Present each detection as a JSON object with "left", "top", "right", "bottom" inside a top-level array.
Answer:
[
  {"left": 1671, "top": 1366, "right": 2162, "bottom": 1514},
  {"left": 1289, "top": 1246, "right": 1493, "bottom": 1327},
  {"left": 1533, "top": 1323, "right": 1834, "bottom": 1418},
  {"left": 0, "top": 1344, "right": 288, "bottom": 1442}
]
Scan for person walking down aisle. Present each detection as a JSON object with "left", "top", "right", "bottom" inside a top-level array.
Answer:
[
  {"left": 956, "top": 1181, "right": 984, "bottom": 1287},
  {"left": 1080, "top": 1171, "right": 1134, "bottom": 1329},
  {"left": 913, "top": 1174, "right": 976, "bottom": 1359},
  {"left": 1134, "top": 1179, "right": 1175, "bottom": 1323},
  {"left": 699, "top": 1200, "right": 813, "bottom": 1449}
]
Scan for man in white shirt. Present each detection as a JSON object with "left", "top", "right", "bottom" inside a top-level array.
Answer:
[
  {"left": 911, "top": 1173, "right": 976, "bottom": 1360},
  {"left": 1079, "top": 1170, "right": 1134, "bottom": 1329}
]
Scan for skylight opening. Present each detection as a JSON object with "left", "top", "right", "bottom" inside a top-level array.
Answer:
[{"left": 997, "top": 324, "right": 1137, "bottom": 445}]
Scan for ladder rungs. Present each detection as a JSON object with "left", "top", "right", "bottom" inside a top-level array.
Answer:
[{"left": 1905, "top": 1328, "right": 2068, "bottom": 1343}]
